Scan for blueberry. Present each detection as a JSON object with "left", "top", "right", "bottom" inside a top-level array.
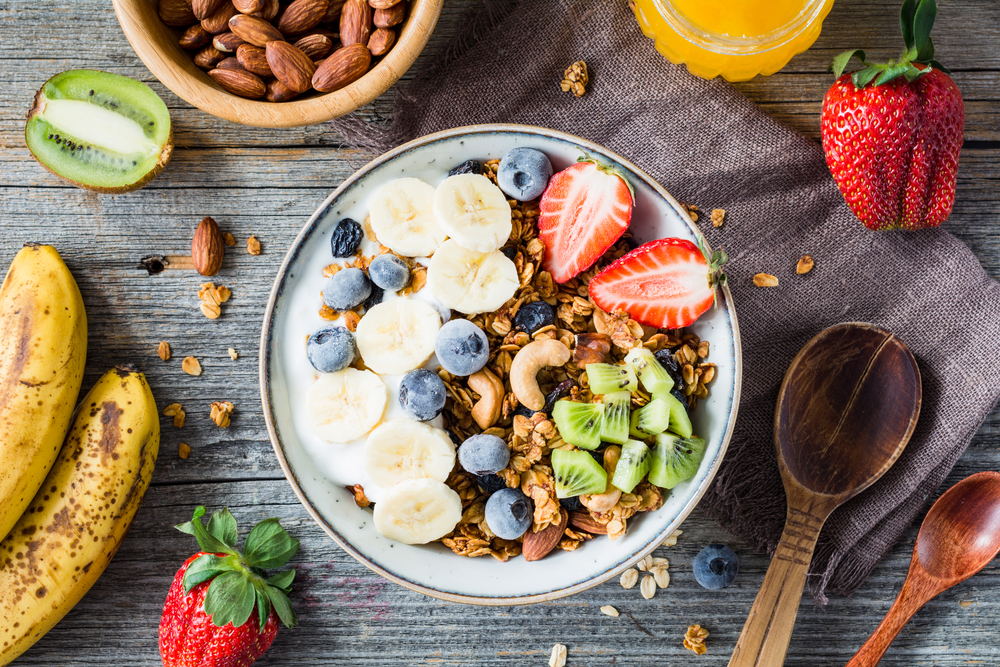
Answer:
[
  {"left": 654, "top": 349, "right": 684, "bottom": 387},
  {"left": 513, "top": 301, "right": 555, "bottom": 334},
  {"left": 306, "top": 327, "right": 356, "bottom": 373},
  {"left": 693, "top": 544, "right": 739, "bottom": 590},
  {"left": 398, "top": 369, "right": 447, "bottom": 421},
  {"left": 323, "top": 268, "right": 371, "bottom": 310},
  {"left": 476, "top": 473, "right": 506, "bottom": 495},
  {"left": 458, "top": 434, "right": 510, "bottom": 475},
  {"left": 331, "top": 218, "right": 364, "bottom": 258},
  {"left": 448, "top": 160, "right": 484, "bottom": 177},
  {"left": 368, "top": 254, "right": 410, "bottom": 291},
  {"left": 363, "top": 284, "right": 384, "bottom": 310},
  {"left": 485, "top": 487, "right": 533, "bottom": 539},
  {"left": 559, "top": 496, "right": 583, "bottom": 511},
  {"left": 497, "top": 147, "right": 553, "bottom": 201},
  {"left": 435, "top": 319, "right": 489, "bottom": 376}
]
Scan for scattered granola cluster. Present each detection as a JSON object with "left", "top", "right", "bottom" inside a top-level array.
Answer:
[
  {"left": 684, "top": 624, "right": 710, "bottom": 655},
  {"left": 198, "top": 282, "right": 232, "bottom": 320},
  {"left": 163, "top": 403, "right": 186, "bottom": 428},
  {"left": 560, "top": 60, "right": 589, "bottom": 97},
  {"left": 210, "top": 401, "right": 235, "bottom": 428}
]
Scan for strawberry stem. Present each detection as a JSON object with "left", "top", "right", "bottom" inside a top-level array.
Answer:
[{"left": 696, "top": 237, "right": 728, "bottom": 310}]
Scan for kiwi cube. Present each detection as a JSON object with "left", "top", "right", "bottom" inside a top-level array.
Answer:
[
  {"left": 600, "top": 391, "right": 631, "bottom": 445},
  {"left": 648, "top": 433, "right": 706, "bottom": 489},
  {"left": 625, "top": 347, "right": 675, "bottom": 394},
  {"left": 611, "top": 439, "right": 653, "bottom": 493},
  {"left": 657, "top": 391, "right": 694, "bottom": 438},
  {"left": 552, "top": 400, "right": 605, "bottom": 450},
  {"left": 630, "top": 410, "right": 654, "bottom": 440},
  {"left": 551, "top": 448, "right": 608, "bottom": 498},
  {"left": 636, "top": 398, "right": 671, "bottom": 437},
  {"left": 586, "top": 363, "right": 638, "bottom": 394}
]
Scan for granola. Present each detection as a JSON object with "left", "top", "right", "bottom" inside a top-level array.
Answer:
[
  {"left": 684, "top": 624, "right": 710, "bottom": 655},
  {"left": 210, "top": 401, "right": 234, "bottom": 428}
]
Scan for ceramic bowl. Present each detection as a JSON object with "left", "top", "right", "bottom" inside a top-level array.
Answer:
[
  {"left": 260, "top": 124, "right": 742, "bottom": 604},
  {"left": 111, "top": 0, "right": 442, "bottom": 128}
]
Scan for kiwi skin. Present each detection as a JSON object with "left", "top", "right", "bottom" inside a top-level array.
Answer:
[{"left": 25, "top": 70, "right": 174, "bottom": 194}]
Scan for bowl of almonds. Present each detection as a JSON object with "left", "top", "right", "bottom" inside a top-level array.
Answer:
[{"left": 111, "top": 0, "right": 442, "bottom": 127}]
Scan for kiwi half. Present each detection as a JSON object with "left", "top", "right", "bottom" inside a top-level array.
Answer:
[
  {"left": 611, "top": 439, "right": 652, "bottom": 493},
  {"left": 25, "top": 70, "right": 173, "bottom": 193},
  {"left": 648, "top": 433, "right": 706, "bottom": 489},
  {"left": 551, "top": 448, "right": 608, "bottom": 498},
  {"left": 600, "top": 391, "right": 631, "bottom": 445},
  {"left": 552, "top": 400, "right": 604, "bottom": 450}
]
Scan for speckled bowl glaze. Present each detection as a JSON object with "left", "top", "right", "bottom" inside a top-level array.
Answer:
[{"left": 260, "top": 124, "right": 742, "bottom": 605}]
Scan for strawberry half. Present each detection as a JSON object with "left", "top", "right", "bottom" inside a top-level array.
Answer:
[
  {"left": 589, "top": 238, "right": 727, "bottom": 329},
  {"left": 538, "top": 155, "right": 633, "bottom": 283}
]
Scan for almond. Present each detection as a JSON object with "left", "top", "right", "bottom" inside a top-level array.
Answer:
[
  {"left": 523, "top": 509, "right": 568, "bottom": 562},
  {"left": 237, "top": 43, "right": 273, "bottom": 77},
  {"left": 209, "top": 68, "right": 267, "bottom": 98},
  {"left": 229, "top": 13, "right": 284, "bottom": 45},
  {"left": 213, "top": 31, "right": 247, "bottom": 52},
  {"left": 573, "top": 332, "right": 611, "bottom": 368},
  {"left": 339, "top": 0, "right": 372, "bottom": 46},
  {"left": 192, "top": 0, "right": 226, "bottom": 20},
  {"left": 250, "top": 0, "right": 279, "bottom": 20},
  {"left": 216, "top": 56, "right": 245, "bottom": 71},
  {"left": 193, "top": 44, "right": 226, "bottom": 69},
  {"left": 201, "top": 1, "right": 239, "bottom": 33},
  {"left": 324, "top": 0, "right": 346, "bottom": 22},
  {"left": 265, "top": 77, "right": 300, "bottom": 102},
  {"left": 232, "top": 0, "right": 265, "bottom": 12},
  {"left": 568, "top": 510, "right": 609, "bottom": 535},
  {"left": 278, "top": 0, "right": 329, "bottom": 36},
  {"left": 367, "top": 27, "right": 394, "bottom": 56},
  {"left": 369, "top": 0, "right": 402, "bottom": 8},
  {"left": 309, "top": 28, "right": 340, "bottom": 41},
  {"left": 294, "top": 33, "right": 334, "bottom": 60},
  {"left": 179, "top": 24, "right": 213, "bottom": 49},
  {"left": 192, "top": 217, "right": 225, "bottom": 276},
  {"left": 373, "top": 2, "right": 405, "bottom": 28},
  {"left": 266, "top": 41, "right": 317, "bottom": 93},
  {"left": 159, "top": 0, "right": 198, "bottom": 26},
  {"left": 312, "top": 43, "right": 371, "bottom": 92}
]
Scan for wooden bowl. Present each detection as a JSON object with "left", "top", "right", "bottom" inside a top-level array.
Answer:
[{"left": 111, "top": 0, "right": 443, "bottom": 128}]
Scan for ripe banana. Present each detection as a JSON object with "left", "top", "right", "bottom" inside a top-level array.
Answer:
[
  {"left": 427, "top": 239, "right": 519, "bottom": 315},
  {"left": 307, "top": 367, "right": 388, "bottom": 443},
  {"left": 373, "top": 478, "right": 463, "bottom": 545},
  {"left": 355, "top": 298, "right": 441, "bottom": 375},
  {"left": 364, "top": 418, "right": 456, "bottom": 487},
  {"left": 0, "top": 244, "right": 87, "bottom": 543},
  {"left": 369, "top": 177, "right": 447, "bottom": 257},
  {"left": 433, "top": 173, "right": 512, "bottom": 252},
  {"left": 0, "top": 366, "right": 159, "bottom": 666}
]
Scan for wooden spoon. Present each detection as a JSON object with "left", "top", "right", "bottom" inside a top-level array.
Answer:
[
  {"left": 845, "top": 471, "right": 1000, "bottom": 666},
  {"left": 728, "top": 323, "right": 922, "bottom": 667}
]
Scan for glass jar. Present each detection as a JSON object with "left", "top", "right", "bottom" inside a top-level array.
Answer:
[{"left": 633, "top": 0, "right": 837, "bottom": 82}]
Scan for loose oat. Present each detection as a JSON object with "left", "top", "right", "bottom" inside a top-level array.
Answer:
[
  {"left": 178, "top": 443, "right": 191, "bottom": 459},
  {"left": 796, "top": 254, "right": 815, "bottom": 274},
  {"left": 640, "top": 574, "right": 656, "bottom": 599},
  {"left": 247, "top": 234, "right": 262, "bottom": 255},
  {"left": 198, "top": 282, "right": 232, "bottom": 319},
  {"left": 343, "top": 310, "right": 360, "bottom": 332},
  {"left": 201, "top": 302, "right": 222, "bottom": 319},
  {"left": 210, "top": 401, "right": 234, "bottom": 428},
  {"left": 710, "top": 208, "right": 726, "bottom": 227},
  {"left": 223, "top": 231, "right": 236, "bottom": 247},
  {"left": 620, "top": 568, "right": 639, "bottom": 589},
  {"left": 684, "top": 624, "right": 710, "bottom": 655},
  {"left": 637, "top": 554, "right": 653, "bottom": 572},
  {"left": 163, "top": 403, "right": 186, "bottom": 428},
  {"left": 349, "top": 484, "right": 370, "bottom": 508},
  {"left": 652, "top": 565, "right": 670, "bottom": 589},
  {"left": 559, "top": 60, "right": 588, "bottom": 97},
  {"left": 228, "top": 348, "right": 239, "bottom": 360},
  {"left": 600, "top": 605, "right": 620, "bottom": 618},
  {"left": 548, "top": 643, "right": 567, "bottom": 667},
  {"left": 662, "top": 529, "right": 683, "bottom": 547},
  {"left": 753, "top": 273, "right": 779, "bottom": 287},
  {"left": 158, "top": 341, "right": 171, "bottom": 361},
  {"left": 182, "top": 356, "right": 202, "bottom": 376}
]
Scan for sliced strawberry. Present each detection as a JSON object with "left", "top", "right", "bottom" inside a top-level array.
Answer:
[
  {"left": 589, "top": 238, "right": 727, "bottom": 329},
  {"left": 538, "top": 156, "right": 633, "bottom": 283}
]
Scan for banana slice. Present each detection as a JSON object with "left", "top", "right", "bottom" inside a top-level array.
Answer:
[
  {"left": 433, "top": 174, "right": 512, "bottom": 252},
  {"left": 369, "top": 177, "right": 448, "bottom": 257},
  {"left": 307, "top": 368, "right": 388, "bottom": 443},
  {"left": 373, "top": 478, "right": 463, "bottom": 545},
  {"left": 355, "top": 298, "right": 441, "bottom": 375},
  {"left": 364, "top": 418, "right": 456, "bottom": 487},
  {"left": 427, "top": 239, "right": 519, "bottom": 315}
]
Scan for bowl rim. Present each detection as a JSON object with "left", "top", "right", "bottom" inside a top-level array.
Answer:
[
  {"left": 110, "top": 0, "right": 443, "bottom": 128},
  {"left": 258, "top": 123, "right": 743, "bottom": 605}
]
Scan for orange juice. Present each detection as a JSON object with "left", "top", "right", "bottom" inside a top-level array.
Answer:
[{"left": 634, "top": 0, "right": 836, "bottom": 81}]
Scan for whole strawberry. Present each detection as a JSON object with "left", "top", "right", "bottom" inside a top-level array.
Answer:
[
  {"left": 821, "top": 0, "right": 964, "bottom": 230},
  {"left": 159, "top": 507, "right": 299, "bottom": 667}
]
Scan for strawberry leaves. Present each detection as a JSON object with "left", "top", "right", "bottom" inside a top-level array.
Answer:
[
  {"left": 577, "top": 151, "right": 635, "bottom": 204},
  {"left": 176, "top": 506, "right": 299, "bottom": 630}
]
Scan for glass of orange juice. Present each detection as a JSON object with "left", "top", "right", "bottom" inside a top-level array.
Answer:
[{"left": 633, "top": 0, "right": 836, "bottom": 81}]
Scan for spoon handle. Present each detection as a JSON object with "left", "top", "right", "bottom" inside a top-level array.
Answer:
[
  {"left": 844, "top": 574, "right": 935, "bottom": 667},
  {"left": 728, "top": 507, "right": 827, "bottom": 667}
]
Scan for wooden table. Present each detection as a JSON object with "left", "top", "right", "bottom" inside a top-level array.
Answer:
[{"left": 2, "top": 1, "right": 998, "bottom": 664}]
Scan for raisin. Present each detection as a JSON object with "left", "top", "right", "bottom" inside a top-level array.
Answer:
[
  {"left": 448, "top": 160, "right": 485, "bottom": 177},
  {"left": 330, "top": 218, "right": 363, "bottom": 258},
  {"left": 362, "top": 284, "right": 384, "bottom": 310}
]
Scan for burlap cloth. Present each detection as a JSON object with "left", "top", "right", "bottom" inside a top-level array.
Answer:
[{"left": 332, "top": 0, "right": 1000, "bottom": 603}]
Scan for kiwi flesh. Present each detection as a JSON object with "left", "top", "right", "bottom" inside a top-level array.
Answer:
[
  {"left": 586, "top": 363, "right": 638, "bottom": 394},
  {"left": 611, "top": 439, "right": 652, "bottom": 493},
  {"left": 552, "top": 400, "right": 605, "bottom": 450},
  {"left": 636, "top": 398, "right": 671, "bottom": 436},
  {"left": 600, "top": 391, "right": 631, "bottom": 445},
  {"left": 625, "top": 347, "right": 675, "bottom": 394},
  {"left": 657, "top": 392, "right": 693, "bottom": 438},
  {"left": 648, "top": 433, "right": 706, "bottom": 489},
  {"left": 25, "top": 70, "right": 173, "bottom": 193},
  {"left": 551, "top": 448, "right": 608, "bottom": 498}
]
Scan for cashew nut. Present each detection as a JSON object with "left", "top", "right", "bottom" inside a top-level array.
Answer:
[
  {"left": 582, "top": 446, "right": 622, "bottom": 513},
  {"left": 468, "top": 368, "right": 504, "bottom": 430},
  {"left": 509, "top": 339, "right": 571, "bottom": 411}
]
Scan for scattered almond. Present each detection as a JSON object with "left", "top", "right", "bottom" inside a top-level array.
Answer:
[
  {"left": 228, "top": 348, "right": 239, "bottom": 360},
  {"left": 210, "top": 401, "right": 235, "bottom": 428},
  {"left": 192, "top": 216, "right": 225, "bottom": 276},
  {"left": 753, "top": 272, "right": 779, "bottom": 287},
  {"left": 599, "top": 605, "right": 619, "bottom": 618},
  {"left": 158, "top": 341, "right": 172, "bottom": 361},
  {"left": 247, "top": 234, "right": 262, "bottom": 255},
  {"left": 178, "top": 442, "right": 191, "bottom": 459},
  {"left": 182, "top": 356, "right": 202, "bottom": 376},
  {"left": 796, "top": 254, "right": 815, "bottom": 274}
]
